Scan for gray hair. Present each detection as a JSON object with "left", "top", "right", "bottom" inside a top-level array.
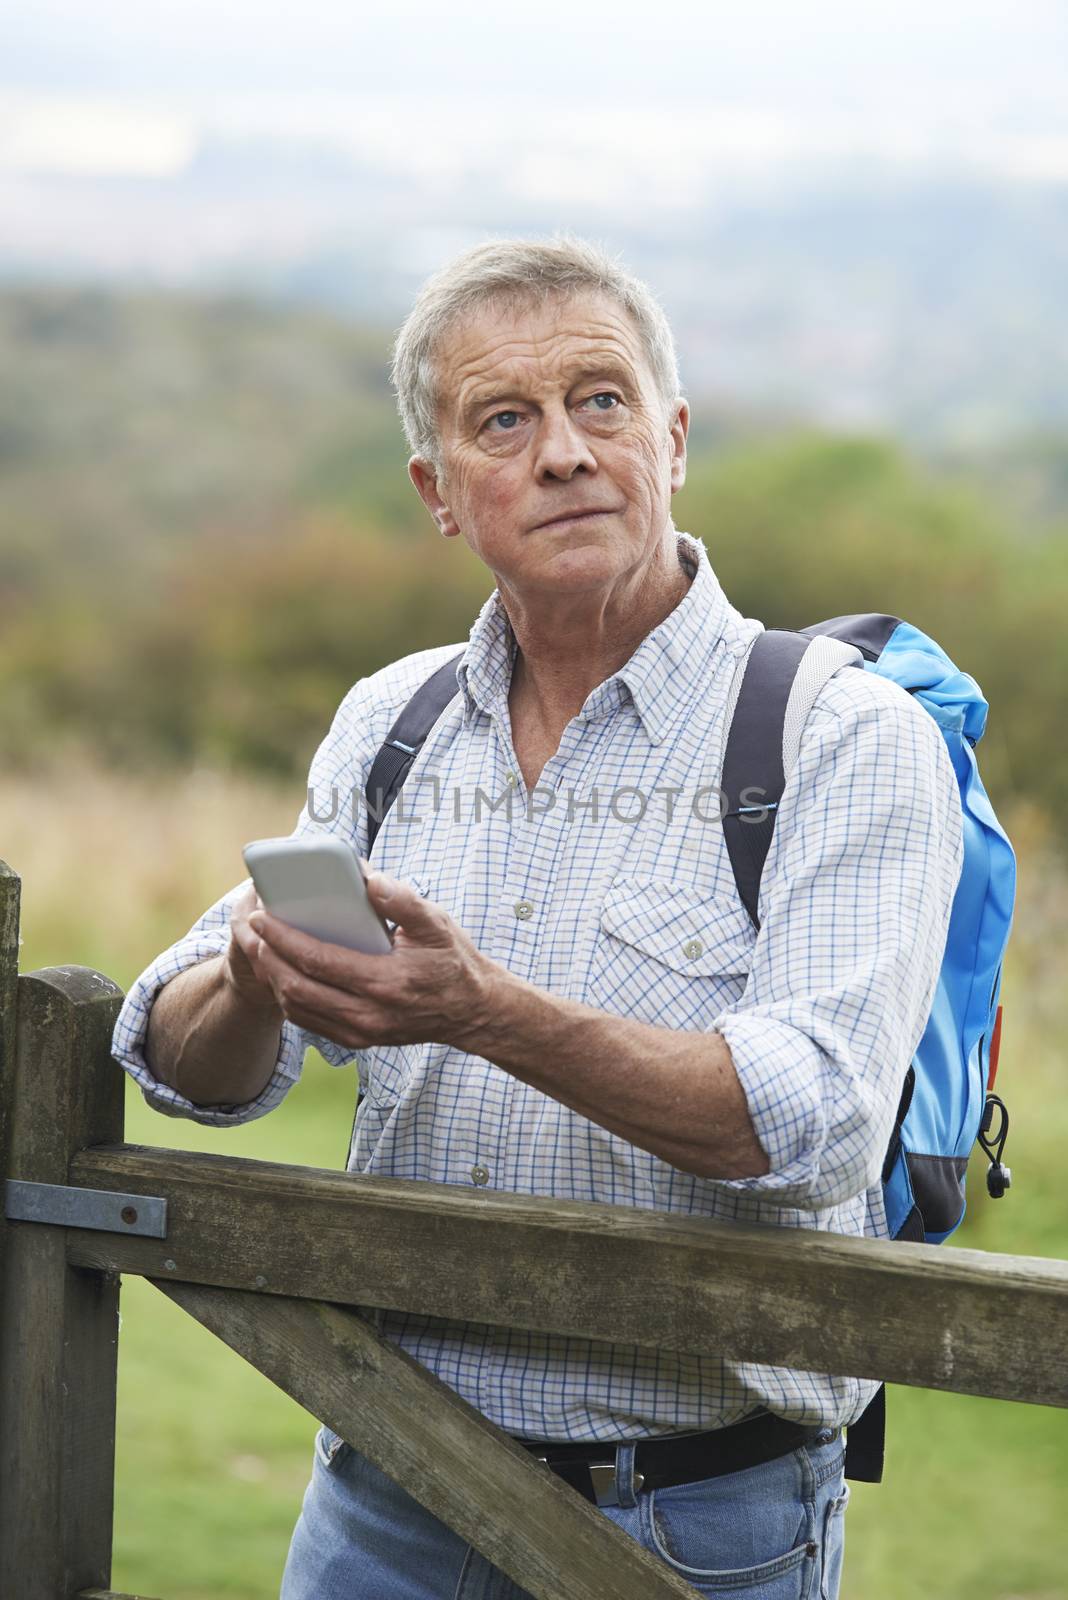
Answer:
[{"left": 390, "top": 234, "right": 683, "bottom": 473}]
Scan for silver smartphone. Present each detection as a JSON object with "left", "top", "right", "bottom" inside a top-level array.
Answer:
[{"left": 241, "top": 835, "right": 393, "bottom": 955}]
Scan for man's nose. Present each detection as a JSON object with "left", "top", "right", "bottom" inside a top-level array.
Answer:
[{"left": 533, "top": 407, "right": 597, "bottom": 480}]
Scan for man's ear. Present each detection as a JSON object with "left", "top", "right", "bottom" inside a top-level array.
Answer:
[
  {"left": 409, "top": 457, "right": 460, "bottom": 538},
  {"left": 668, "top": 400, "right": 689, "bottom": 495}
]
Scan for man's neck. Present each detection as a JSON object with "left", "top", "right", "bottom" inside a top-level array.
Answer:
[{"left": 505, "top": 536, "right": 694, "bottom": 741}]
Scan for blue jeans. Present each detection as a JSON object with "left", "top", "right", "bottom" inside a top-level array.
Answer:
[{"left": 280, "top": 1425, "right": 850, "bottom": 1599}]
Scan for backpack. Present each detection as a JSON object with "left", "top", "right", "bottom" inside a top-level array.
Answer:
[{"left": 364, "top": 612, "right": 1016, "bottom": 1484}]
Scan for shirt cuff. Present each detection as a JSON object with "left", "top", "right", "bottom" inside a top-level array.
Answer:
[
  {"left": 711, "top": 1009, "right": 827, "bottom": 1202},
  {"left": 111, "top": 930, "right": 306, "bottom": 1127}
]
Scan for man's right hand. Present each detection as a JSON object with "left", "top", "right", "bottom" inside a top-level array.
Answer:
[
  {"left": 225, "top": 883, "right": 286, "bottom": 1018},
  {"left": 145, "top": 884, "right": 286, "bottom": 1106}
]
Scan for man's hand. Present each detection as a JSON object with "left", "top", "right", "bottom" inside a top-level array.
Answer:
[
  {"left": 226, "top": 883, "right": 286, "bottom": 1018},
  {"left": 242, "top": 869, "right": 497, "bottom": 1051},
  {"left": 144, "top": 883, "right": 286, "bottom": 1108}
]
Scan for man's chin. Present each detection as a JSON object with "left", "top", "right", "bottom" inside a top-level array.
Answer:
[{"left": 532, "top": 539, "right": 621, "bottom": 574}]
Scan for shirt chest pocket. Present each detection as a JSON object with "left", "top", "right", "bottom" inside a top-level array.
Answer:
[{"left": 586, "top": 877, "right": 755, "bottom": 1029}]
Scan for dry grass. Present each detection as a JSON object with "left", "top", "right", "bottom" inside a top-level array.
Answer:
[{"left": 0, "top": 758, "right": 300, "bottom": 985}]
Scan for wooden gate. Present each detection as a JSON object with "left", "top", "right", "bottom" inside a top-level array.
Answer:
[{"left": 1, "top": 860, "right": 1066, "bottom": 1599}]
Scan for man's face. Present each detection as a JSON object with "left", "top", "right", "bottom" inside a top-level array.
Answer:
[{"left": 409, "top": 290, "right": 688, "bottom": 599}]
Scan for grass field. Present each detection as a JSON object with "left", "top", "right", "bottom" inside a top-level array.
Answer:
[{"left": 2, "top": 764, "right": 1066, "bottom": 1600}]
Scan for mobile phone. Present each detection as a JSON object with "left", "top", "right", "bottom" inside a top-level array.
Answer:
[{"left": 242, "top": 835, "right": 393, "bottom": 955}]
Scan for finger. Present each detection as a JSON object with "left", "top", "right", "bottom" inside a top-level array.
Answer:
[
  {"left": 280, "top": 998, "right": 378, "bottom": 1051},
  {"left": 272, "top": 970, "right": 386, "bottom": 1048},
  {"left": 362, "top": 872, "right": 447, "bottom": 943},
  {"left": 230, "top": 883, "right": 260, "bottom": 934},
  {"left": 250, "top": 927, "right": 394, "bottom": 1021},
  {"left": 230, "top": 916, "right": 263, "bottom": 966},
  {"left": 247, "top": 908, "right": 393, "bottom": 988},
  {"left": 230, "top": 892, "right": 271, "bottom": 970}
]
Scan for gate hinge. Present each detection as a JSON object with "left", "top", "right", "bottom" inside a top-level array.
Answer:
[{"left": 5, "top": 1179, "right": 168, "bottom": 1238}]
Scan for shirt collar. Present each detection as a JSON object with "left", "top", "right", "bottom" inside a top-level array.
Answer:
[{"left": 455, "top": 529, "right": 740, "bottom": 746}]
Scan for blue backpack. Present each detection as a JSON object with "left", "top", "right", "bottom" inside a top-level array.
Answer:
[
  {"left": 718, "top": 615, "right": 1016, "bottom": 1480},
  {"left": 720, "top": 616, "right": 1016, "bottom": 1242},
  {"left": 365, "top": 611, "right": 1016, "bottom": 1482}
]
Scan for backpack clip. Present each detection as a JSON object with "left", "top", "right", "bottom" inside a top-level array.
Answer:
[{"left": 978, "top": 1093, "right": 1012, "bottom": 1199}]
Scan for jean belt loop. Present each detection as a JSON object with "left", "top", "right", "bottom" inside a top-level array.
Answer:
[{"left": 614, "top": 1442, "right": 641, "bottom": 1509}]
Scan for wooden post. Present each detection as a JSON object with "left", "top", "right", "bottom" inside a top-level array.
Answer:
[
  {"left": 0, "top": 862, "right": 20, "bottom": 1289},
  {"left": 0, "top": 942, "right": 126, "bottom": 1599}
]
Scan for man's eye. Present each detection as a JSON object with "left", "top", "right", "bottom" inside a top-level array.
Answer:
[
  {"left": 488, "top": 411, "right": 522, "bottom": 431},
  {"left": 584, "top": 393, "right": 621, "bottom": 411}
]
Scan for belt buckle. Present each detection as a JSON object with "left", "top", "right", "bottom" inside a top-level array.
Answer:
[
  {"left": 589, "top": 1461, "right": 646, "bottom": 1508},
  {"left": 534, "top": 1454, "right": 644, "bottom": 1509},
  {"left": 589, "top": 1462, "right": 620, "bottom": 1507}
]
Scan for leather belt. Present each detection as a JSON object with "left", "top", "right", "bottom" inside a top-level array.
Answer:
[{"left": 514, "top": 1412, "right": 833, "bottom": 1508}]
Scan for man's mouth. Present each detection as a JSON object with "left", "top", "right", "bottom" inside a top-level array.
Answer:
[{"left": 533, "top": 508, "right": 617, "bottom": 530}]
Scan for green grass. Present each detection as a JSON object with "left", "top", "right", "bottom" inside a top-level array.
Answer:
[{"left": 113, "top": 1060, "right": 357, "bottom": 1599}]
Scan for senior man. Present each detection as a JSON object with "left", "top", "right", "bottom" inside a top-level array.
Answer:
[{"left": 113, "top": 236, "right": 962, "bottom": 1600}]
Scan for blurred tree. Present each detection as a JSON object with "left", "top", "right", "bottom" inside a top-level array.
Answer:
[
  {"left": 674, "top": 433, "right": 1045, "bottom": 818},
  {"left": 1, "top": 288, "right": 1062, "bottom": 832}
]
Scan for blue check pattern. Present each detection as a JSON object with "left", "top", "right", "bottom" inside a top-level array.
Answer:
[{"left": 113, "top": 529, "right": 963, "bottom": 1440}]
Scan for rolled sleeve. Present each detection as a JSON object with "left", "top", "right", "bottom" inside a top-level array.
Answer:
[
  {"left": 710, "top": 669, "right": 964, "bottom": 1209},
  {"left": 111, "top": 879, "right": 309, "bottom": 1126}
]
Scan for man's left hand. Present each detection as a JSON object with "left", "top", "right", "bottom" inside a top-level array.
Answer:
[{"left": 246, "top": 869, "right": 498, "bottom": 1052}]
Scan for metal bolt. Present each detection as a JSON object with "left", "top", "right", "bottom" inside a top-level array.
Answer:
[
  {"left": 254, "top": 1275, "right": 268, "bottom": 1289},
  {"left": 120, "top": 1205, "right": 138, "bottom": 1226},
  {"left": 163, "top": 1258, "right": 177, "bottom": 1272}
]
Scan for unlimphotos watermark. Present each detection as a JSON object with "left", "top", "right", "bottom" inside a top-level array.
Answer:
[{"left": 306, "top": 776, "right": 775, "bottom": 828}]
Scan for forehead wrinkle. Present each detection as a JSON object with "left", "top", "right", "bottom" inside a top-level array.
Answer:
[
  {"left": 450, "top": 333, "right": 645, "bottom": 428},
  {"left": 435, "top": 291, "right": 653, "bottom": 442}
]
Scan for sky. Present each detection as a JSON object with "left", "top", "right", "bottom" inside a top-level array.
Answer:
[
  {"left": 3, "top": 1, "right": 1067, "bottom": 440},
  {"left": 3, "top": 0, "right": 1068, "bottom": 184}
]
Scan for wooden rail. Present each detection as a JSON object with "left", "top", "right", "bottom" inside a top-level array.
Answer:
[
  {"left": 66, "top": 1143, "right": 1068, "bottom": 1406},
  {"left": 0, "top": 861, "right": 1065, "bottom": 1598}
]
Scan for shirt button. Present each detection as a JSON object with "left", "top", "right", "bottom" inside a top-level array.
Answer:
[
  {"left": 471, "top": 1164, "right": 490, "bottom": 1186},
  {"left": 506, "top": 771, "right": 518, "bottom": 787},
  {"left": 682, "top": 937, "right": 704, "bottom": 960},
  {"left": 514, "top": 900, "right": 534, "bottom": 921}
]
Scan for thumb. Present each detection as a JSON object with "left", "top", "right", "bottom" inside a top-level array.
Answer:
[{"left": 363, "top": 870, "right": 445, "bottom": 942}]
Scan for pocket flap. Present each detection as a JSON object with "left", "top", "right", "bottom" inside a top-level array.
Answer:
[{"left": 599, "top": 878, "right": 754, "bottom": 977}]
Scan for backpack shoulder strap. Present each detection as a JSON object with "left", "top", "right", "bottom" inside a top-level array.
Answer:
[
  {"left": 721, "top": 630, "right": 862, "bottom": 928},
  {"left": 798, "top": 612, "right": 902, "bottom": 661},
  {"left": 723, "top": 624, "right": 884, "bottom": 1483},
  {"left": 365, "top": 651, "right": 465, "bottom": 854}
]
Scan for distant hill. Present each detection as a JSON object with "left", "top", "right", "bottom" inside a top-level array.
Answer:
[
  {"left": 0, "top": 288, "right": 420, "bottom": 606},
  {"left": 4, "top": 169, "right": 1068, "bottom": 445},
  {"left": 1, "top": 286, "right": 1065, "bottom": 828},
  {"left": 3, "top": 282, "right": 1065, "bottom": 614}
]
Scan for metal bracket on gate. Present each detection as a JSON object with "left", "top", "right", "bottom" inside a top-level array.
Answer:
[{"left": 4, "top": 1179, "right": 168, "bottom": 1238}]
